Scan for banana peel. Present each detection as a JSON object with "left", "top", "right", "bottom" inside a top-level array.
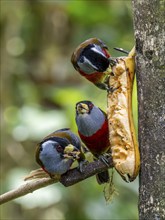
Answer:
[{"left": 107, "top": 46, "right": 140, "bottom": 182}]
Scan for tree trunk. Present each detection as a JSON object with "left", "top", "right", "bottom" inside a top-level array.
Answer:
[{"left": 132, "top": 0, "right": 165, "bottom": 219}]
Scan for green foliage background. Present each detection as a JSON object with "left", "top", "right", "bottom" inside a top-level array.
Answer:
[{"left": 1, "top": 1, "right": 138, "bottom": 219}]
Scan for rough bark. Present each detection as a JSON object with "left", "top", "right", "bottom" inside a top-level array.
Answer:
[{"left": 132, "top": 0, "right": 165, "bottom": 219}]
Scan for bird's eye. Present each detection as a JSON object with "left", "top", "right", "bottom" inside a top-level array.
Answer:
[
  {"left": 89, "top": 103, "right": 94, "bottom": 110},
  {"left": 56, "top": 145, "right": 63, "bottom": 153}
]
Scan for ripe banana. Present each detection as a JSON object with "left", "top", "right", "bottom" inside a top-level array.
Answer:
[{"left": 107, "top": 47, "right": 140, "bottom": 182}]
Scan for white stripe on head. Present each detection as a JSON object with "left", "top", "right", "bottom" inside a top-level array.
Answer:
[
  {"left": 78, "top": 56, "right": 97, "bottom": 74},
  {"left": 91, "top": 46, "right": 106, "bottom": 58}
]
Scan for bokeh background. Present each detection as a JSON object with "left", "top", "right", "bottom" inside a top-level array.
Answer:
[{"left": 1, "top": 1, "right": 138, "bottom": 219}]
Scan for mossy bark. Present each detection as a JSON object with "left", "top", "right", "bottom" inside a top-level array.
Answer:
[{"left": 132, "top": 0, "right": 165, "bottom": 219}]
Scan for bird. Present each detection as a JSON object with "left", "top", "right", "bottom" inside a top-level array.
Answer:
[
  {"left": 36, "top": 128, "right": 86, "bottom": 177},
  {"left": 75, "top": 100, "right": 111, "bottom": 184},
  {"left": 71, "top": 38, "right": 116, "bottom": 90}
]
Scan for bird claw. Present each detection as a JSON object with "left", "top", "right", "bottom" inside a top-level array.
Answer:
[
  {"left": 107, "top": 86, "right": 118, "bottom": 94},
  {"left": 108, "top": 58, "right": 117, "bottom": 66},
  {"left": 98, "top": 155, "right": 110, "bottom": 167},
  {"left": 78, "top": 160, "right": 88, "bottom": 173},
  {"left": 101, "top": 73, "right": 118, "bottom": 94}
]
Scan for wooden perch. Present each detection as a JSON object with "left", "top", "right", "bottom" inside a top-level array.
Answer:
[
  {"left": 0, "top": 156, "right": 113, "bottom": 205},
  {"left": 60, "top": 156, "right": 113, "bottom": 186},
  {"left": 0, "top": 177, "right": 58, "bottom": 205}
]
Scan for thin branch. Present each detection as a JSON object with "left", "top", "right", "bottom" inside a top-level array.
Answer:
[
  {"left": 0, "top": 156, "right": 113, "bottom": 205},
  {"left": 0, "top": 178, "right": 58, "bottom": 205},
  {"left": 61, "top": 156, "right": 113, "bottom": 186}
]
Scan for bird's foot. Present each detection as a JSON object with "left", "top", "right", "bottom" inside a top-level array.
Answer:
[
  {"left": 106, "top": 83, "right": 120, "bottom": 94},
  {"left": 106, "top": 86, "right": 118, "bottom": 94},
  {"left": 98, "top": 155, "right": 110, "bottom": 167},
  {"left": 78, "top": 160, "right": 88, "bottom": 173},
  {"left": 108, "top": 58, "right": 117, "bottom": 66}
]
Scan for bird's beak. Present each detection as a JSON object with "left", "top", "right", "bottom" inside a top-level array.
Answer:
[
  {"left": 64, "top": 144, "right": 76, "bottom": 154},
  {"left": 63, "top": 144, "right": 81, "bottom": 160},
  {"left": 76, "top": 103, "right": 89, "bottom": 114}
]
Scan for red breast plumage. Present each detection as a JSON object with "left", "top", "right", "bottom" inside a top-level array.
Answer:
[
  {"left": 75, "top": 100, "right": 110, "bottom": 184},
  {"left": 78, "top": 118, "right": 109, "bottom": 156}
]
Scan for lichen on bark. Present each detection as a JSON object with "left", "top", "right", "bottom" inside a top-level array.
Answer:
[{"left": 132, "top": 0, "right": 165, "bottom": 219}]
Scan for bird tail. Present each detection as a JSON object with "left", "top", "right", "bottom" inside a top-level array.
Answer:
[{"left": 96, "top": 170, "right": 110, "bottom": 184}]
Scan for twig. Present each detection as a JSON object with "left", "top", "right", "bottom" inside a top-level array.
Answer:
[
  {"left": 0, "top": 177, "right": 58, "bottom": 205},
  {"left": 0, "top": 156, "right": 113, "bottom": 205},
  {"left": 61, "top": 156, "right": 113, "bottom": 186}
]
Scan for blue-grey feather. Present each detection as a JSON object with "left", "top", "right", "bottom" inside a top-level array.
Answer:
[
  {"left": 76, "top": 106, "right": 105, "bottom": 136},
  {"left": 39, "top": 140, "right": 73, "bottom": 175}
]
